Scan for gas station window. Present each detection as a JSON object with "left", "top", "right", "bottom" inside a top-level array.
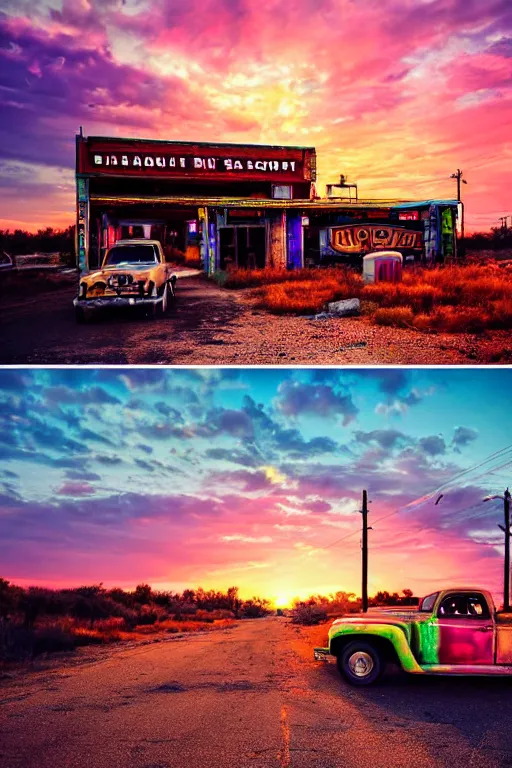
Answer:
[{"left": 272, "top": 185, "right": 292, "bottom": 199}]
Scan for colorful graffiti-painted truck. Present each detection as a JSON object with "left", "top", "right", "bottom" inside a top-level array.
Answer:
[{"left": 313, "top": 588, "right": 512, "bottom": 686}]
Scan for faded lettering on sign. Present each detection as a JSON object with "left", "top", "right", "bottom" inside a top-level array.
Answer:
[{"left": 91, "top": 154, "right": 298, "bottom": 174}]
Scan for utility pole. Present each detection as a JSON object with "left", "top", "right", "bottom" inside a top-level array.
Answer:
[
  {"left": 484, "top": 487, "right": 511, "bottom": 612},
  {"left": 498, "top": 488, "right": 511, "bottom": 612},
  {"left": 450, "top": 169, "right": 467, "bottom": 250},
  {"left": 361, "top": 490, "right": 369, "bottom": 613}
]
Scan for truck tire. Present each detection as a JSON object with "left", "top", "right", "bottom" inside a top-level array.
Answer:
[{"left": 338, "top": 641, "right": 383, "bottom": 686}]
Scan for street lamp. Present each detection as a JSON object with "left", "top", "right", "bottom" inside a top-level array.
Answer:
[{"left": 483, "top": 488, "right": 511, "bottom": 612}]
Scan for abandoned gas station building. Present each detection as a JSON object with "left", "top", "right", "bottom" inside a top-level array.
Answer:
[{"left": 76, "top": 134, "right": 460, "bottom": 273}]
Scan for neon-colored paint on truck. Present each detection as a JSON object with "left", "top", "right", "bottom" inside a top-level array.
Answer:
[{"left": 314, "top": 587, "right": 512, "bottom": 686}]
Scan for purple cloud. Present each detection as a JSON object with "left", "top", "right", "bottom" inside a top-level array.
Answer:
[{"left": 275, "top": 380, "right": 358, "bottom": 425}]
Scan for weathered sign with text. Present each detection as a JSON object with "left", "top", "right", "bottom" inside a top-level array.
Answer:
[{"left": 77, "top": 137, "right": 316, "bottom": 183}]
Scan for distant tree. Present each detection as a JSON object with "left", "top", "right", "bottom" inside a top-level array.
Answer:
[
  {"left": 241, "top": 596, "right": 271, "bottom": 618},
  {"left": 107, "top": 587, "right": 133, "bottom": 606},
  {"left": 0, "top": 578, "right": 23, "bottom": 619},
  {"left": 74, "top": 584, "right": 106, "bottom": 598},
  {"left": 133, "top": 584, "right": 153, "bottom": 605},
  {"left": 0, "top": 225, "right": 75, "bottom": 258},
  {"left": 181, "top": 589, "right": 196, "bottom": 604}
]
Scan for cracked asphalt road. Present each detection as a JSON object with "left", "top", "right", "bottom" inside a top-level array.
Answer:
[{"left": 2, "top": 617, "right": 512, "bottom": 768}]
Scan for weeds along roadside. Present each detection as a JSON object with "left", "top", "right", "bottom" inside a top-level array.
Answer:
[{"left": 212, "top": 261, "right": 512, "bottom": 333}]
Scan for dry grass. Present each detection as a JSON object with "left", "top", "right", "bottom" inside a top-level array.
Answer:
[
  {"left": 251, "top": 270, "right": 364, "bottom": 315},
  {"left": 124, "top": 619, "right": 233, "bottom": 637},
  {"left": 0, "top": 616, "right": 235, "bottom": 663},
  {"left": 233, "top": 262, "right": 512, "bottom": 333},
  {"left": 252, "top": 279, "right": 350, "bottom": 315},
  {"left": 217, "top": 267, "right": 315, "bottom": 289}
]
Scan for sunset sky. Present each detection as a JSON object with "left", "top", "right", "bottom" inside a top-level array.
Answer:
[
  {"left": 0, "top": 0, "right": 511, "bottom": 233},
  {"left": 1, "top": 367, "right": 511, "bottom": 606}
]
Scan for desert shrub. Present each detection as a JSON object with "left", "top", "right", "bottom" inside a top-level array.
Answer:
[
  {"left": 253, "top": 278, "right": 345, "bottom": 315},
  {"left": 0, "top": 622, "right": 35, "bottom": 661},
  {"left": 113, "top": 605, "right": 139, "bottom": 628},
  {"left": 33, "top": 624, "right": 76, "bottom": 655},
  {"left": 172, "top": 601, "right": 197, "bottom": 619},
  {"left": 93, "top": 617, "right": 126, "bottom": 633},
  {"left": 241, "top": 599, "right": 271, "bottom": 618},
  {"left": 71, "top": 628, "right": 121, "bottom": 646},
  {"left": 373, "top": 307, "right": 415, "bottom": 328},
  {"left": 222, "top": 261, "right": 512, "bottom": 333},
  {"left": 136, "top": 607, "right": 160, "bottom": 625},
  {"left": 426, "top": 306, "right": 490, "bottom": 334},
  {"left": 216, "top": 266, "right": 362, "bottom": 292},
  {"left": 192, "top": 609, "right": 215, "bottom": 623},
  {"left": 364, "top": 282, "right": 443, "bottom": 313},
  {"left": 0, "top": 579, "right": 23, "bottom": 619},
  {"left": 200, "top": 609, "right": 235, "bottom": 620},
  {"left": 488, "top": 299, "right": 512, "bottom": 330},
  {"left": 291, "top": 604, "right": 328, "bottom": 626}
]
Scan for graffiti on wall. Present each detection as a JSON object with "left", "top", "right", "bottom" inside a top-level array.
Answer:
[
  {"left": 76, "top": 177, "right": 89, "bottom": 272},
  {"left": 330, "top": 224, "right": 422, "bottom": 254},
  {"left": 441, "top": 208, "right": 455, "bottom": 259}
]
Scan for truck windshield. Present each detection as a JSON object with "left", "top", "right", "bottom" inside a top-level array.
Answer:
[
  {"left": 420, "top": 592, "right": 439, "bottom": 612},
  {"left": 104, "top": 244, "right": 159, "bottom": 265}
]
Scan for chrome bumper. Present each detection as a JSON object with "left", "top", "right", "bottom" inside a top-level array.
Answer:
[{"left": 73, "top": 295, "right": 163, "bottom": 309}]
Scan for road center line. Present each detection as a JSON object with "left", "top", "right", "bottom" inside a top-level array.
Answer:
[{"left": 278, "top": 705, "right": 291, "bottom": 768}]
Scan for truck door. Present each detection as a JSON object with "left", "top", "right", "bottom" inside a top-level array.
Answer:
[{"left": 436, "top": 592, "right": 494, "bottom": 665}]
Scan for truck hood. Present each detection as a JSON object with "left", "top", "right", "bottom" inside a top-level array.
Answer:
[
  {"left": 331, "top": 610, "right": 423, "bottom": 627},
  {"left": 329, "top": 610, "right": 429, "bottom": 645}
]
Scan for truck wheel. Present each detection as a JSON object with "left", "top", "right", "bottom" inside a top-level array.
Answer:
[{"left": 338, "top": 642, "right": 382, "bottom": 686}]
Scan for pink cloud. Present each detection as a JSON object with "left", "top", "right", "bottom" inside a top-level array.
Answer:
[{"left": 56, "top": 481, "right": 96, "bottom": 496}]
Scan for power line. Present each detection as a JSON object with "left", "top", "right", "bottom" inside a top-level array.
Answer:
[
  {"left": 315, "top": 445, "right": 512, "bottom": 552},
  {"left": 420, "top": 445, "right": 512, "bottom": 500}
]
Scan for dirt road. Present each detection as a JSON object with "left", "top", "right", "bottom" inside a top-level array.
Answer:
[
  {"left": 1, "top": 274, "right": 509, "bottom": 365},
  {"left": 2, "top": 617, "right": 512, "bottom": 768}
]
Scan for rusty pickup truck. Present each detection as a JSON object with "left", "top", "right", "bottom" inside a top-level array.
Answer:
[
  {"left": 74, "top": 239, "right": 177, "bottom": 322},
  {"left": 314, "top": 587, "right": 512, "bottom": 685}
]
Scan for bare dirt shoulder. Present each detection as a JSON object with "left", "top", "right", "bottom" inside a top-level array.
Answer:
[{"left": 197, "top": 288, "right": 511, "bottom": 365}]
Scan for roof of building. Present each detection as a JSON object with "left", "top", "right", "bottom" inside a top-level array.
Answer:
[
  {"left": 393, "top": 199, "right": 459, "bottom": 209},
  {"left": 78, "top": 135, "right": 316, "bottom": 152},
  {"left": 90, "top": 195, "right": 460, "bottom": 210}
]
